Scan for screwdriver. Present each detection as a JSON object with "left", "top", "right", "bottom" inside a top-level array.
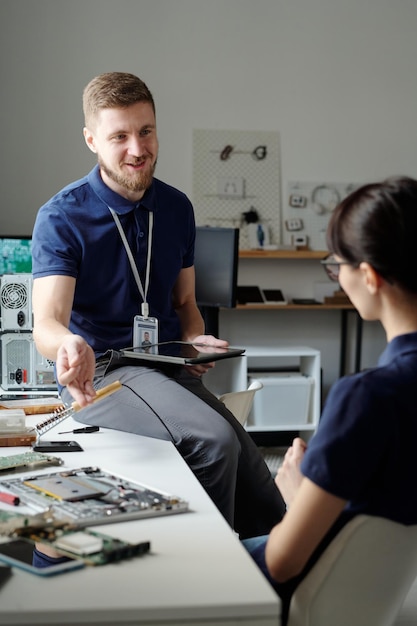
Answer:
[{"left": 58, "top": 426, "right": 100, "bottom": 434}]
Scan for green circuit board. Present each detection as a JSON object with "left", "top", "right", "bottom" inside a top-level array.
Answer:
[{"left": 0, "top": 452, "right": 63, "bottom": 473}]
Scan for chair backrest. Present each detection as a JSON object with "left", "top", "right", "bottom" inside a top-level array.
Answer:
[
  {"left": 287, "top": 514, "right": 417, "bottom": 626},
  {"left": 218, "top": 380, "right": 263, "bottom": 425}
]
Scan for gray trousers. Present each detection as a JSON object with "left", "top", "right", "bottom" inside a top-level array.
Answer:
[{"left": 63, "top": 352, "right": 286, "bottom": 538}]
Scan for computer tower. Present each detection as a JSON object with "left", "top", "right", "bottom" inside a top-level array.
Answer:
[
  {"left": 0, "top": 332, "right": 56, "bottom": 391},
  {"left": 0, "top": 274, "right": 33, "bottom": 331}
]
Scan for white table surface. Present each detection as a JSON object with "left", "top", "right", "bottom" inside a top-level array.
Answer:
[{"left": 0, "top": 413, "right": 280, "bottom": 626}]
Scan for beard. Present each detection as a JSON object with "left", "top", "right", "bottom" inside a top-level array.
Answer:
[{"left": 98, "top": 156, "right": 157, "bottom": 194}]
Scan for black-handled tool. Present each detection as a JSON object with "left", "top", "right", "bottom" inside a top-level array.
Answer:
[{"left": 58, "top": 426, "right": 100, "bottom": 434}]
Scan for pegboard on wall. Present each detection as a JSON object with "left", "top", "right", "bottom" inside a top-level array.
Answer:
[
  {"left": 192, "top": 129, "right": 281, "bottom": 249},
  {"left": 283, "top": 181, "right": 358, "bottom": 250}
]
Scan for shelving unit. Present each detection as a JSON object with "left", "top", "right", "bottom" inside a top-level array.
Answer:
[
  {"left": 238, "top": 248, "right": 353, "bottom": 304},
  {"left": 236, "top": 302, "right": 353, "bottom": 311},
  {"left": 205, "top": 346, "right": 321, "bottom": 439},
  {"left": 232, "top": 248, "right": 359, "bottom": 376},
  {"left": 204, "top": 250, "right": 357, "bottom": 442},
  {"left": 237, "top": 248, "right": 353, "bottom": 308},
  {"left": 239, "top": 249, "right": 327, "bottom": 259}
]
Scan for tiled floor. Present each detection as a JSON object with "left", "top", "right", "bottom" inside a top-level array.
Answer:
[{"left": 259, "top": 446, "right": 286, "bottom": 475}]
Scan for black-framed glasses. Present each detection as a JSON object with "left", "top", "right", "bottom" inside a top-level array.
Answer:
[{"left": 320, "top": 254, "right": 351, "bottom": 282}]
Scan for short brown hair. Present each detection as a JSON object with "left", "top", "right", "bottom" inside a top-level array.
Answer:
[{"left": 83, "top": 72, "right": 155, "bottom": 128}]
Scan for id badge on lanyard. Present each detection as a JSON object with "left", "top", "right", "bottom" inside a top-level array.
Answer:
[
  {"left": 109, "top": 208, "right": 159, "bottom": 347},
  {"left": 133, "top": 314, "right": 159, "bottom": 352}
]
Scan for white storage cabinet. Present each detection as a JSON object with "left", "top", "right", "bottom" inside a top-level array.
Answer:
[{"left": 205, "top": 346, "right": 321, "bottom": 438}]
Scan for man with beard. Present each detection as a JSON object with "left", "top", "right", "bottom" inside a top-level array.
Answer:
[{"left": 31, "top": 72, "right": 285, "bottom": 545}]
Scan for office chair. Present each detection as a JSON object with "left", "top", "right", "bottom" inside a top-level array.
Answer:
[
  {"left": 218, "top": 380, "right": 263, "bottom": 426},
  {"left": 287, "top": 514, "right": 417, "bottom": 626}
]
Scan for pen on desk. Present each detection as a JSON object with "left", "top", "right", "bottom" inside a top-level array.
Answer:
[
  {"left": 58, "top": 426, "right": 100, "bottom": 435},
  {"left": 0, "top": 491, "right": 20, "bottom": 506}
]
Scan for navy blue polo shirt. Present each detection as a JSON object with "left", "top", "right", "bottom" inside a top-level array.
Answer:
[
  {"left": 32, "top": 166, "right": 195, "bottom": 355},
  {"left": 302, "top": 332, "right": 417, "bottom": 525}
]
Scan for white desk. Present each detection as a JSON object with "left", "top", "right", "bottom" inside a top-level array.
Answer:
[{"left": 0, "top": 416, "right": 280, "bottom": 625}]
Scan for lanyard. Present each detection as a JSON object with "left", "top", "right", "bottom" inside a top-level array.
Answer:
[{"left": 109, "top": 207, "right": 154, "bottom": 318}]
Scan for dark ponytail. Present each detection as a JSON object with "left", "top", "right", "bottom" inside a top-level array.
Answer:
[{"left": 326, "top": 176, "right": 417, "bottom": 293}]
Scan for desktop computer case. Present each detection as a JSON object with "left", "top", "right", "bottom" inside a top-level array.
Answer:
[
  {"left": 0, "top": 274, "right": 33, "bottom": 331},
  {"left": 1, "top": 332, "right": 56, "bottom": 391}
]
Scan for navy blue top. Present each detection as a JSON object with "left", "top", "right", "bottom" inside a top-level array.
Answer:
[
  {"left": 302, "top": 331, "right": 417, "bottom": 526},
  {"left": 243, "top": 332, "right": 417, "bottom": 619},
  {"left": 32, "top": 166, "right": 195, "bottom": 356}
]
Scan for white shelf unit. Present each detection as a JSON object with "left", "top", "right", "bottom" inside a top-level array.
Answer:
[{"left": 205, "top": 346, "right": 321, "bottom": 437}]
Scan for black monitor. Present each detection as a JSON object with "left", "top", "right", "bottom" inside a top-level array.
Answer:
[
  {"left": 0, "top": 236, "right": 32, "bottom": 275},
  {"left": 194, "top": 226, "right": 239, "bottom": 335}
]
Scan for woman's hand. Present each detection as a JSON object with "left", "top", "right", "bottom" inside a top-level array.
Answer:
[{"left": 275, "top": 437, "right": 308, "bottom": 507}]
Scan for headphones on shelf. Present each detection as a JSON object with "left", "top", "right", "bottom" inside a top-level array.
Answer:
[{"left": 311, "top": 185, "right": 341, "bottom": 215}]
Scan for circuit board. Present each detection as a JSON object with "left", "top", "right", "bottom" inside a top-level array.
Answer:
[
  {"left": 43, "top": 528, "right": 151, "bottom": 565},
  {"left": 0, "top": 466, "right": 189, "bottom": 531},
  {"left": 4, "top": 528, "right": 151, "bottom": 566},
  {"left": 0, "top": 452, "right": 63, "bottom": 473}
]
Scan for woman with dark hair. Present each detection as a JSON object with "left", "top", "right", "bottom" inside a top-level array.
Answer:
[{"left": 242, "top": 176, "right": 417, "bottom": 624}]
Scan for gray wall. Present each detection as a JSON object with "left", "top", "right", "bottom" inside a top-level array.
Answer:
[
  {"left": 1, "top": 0, "right": 415, "bottom": 394},
  {"left": 1, "top": 0, "right": 416, "bottom": 234}
]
